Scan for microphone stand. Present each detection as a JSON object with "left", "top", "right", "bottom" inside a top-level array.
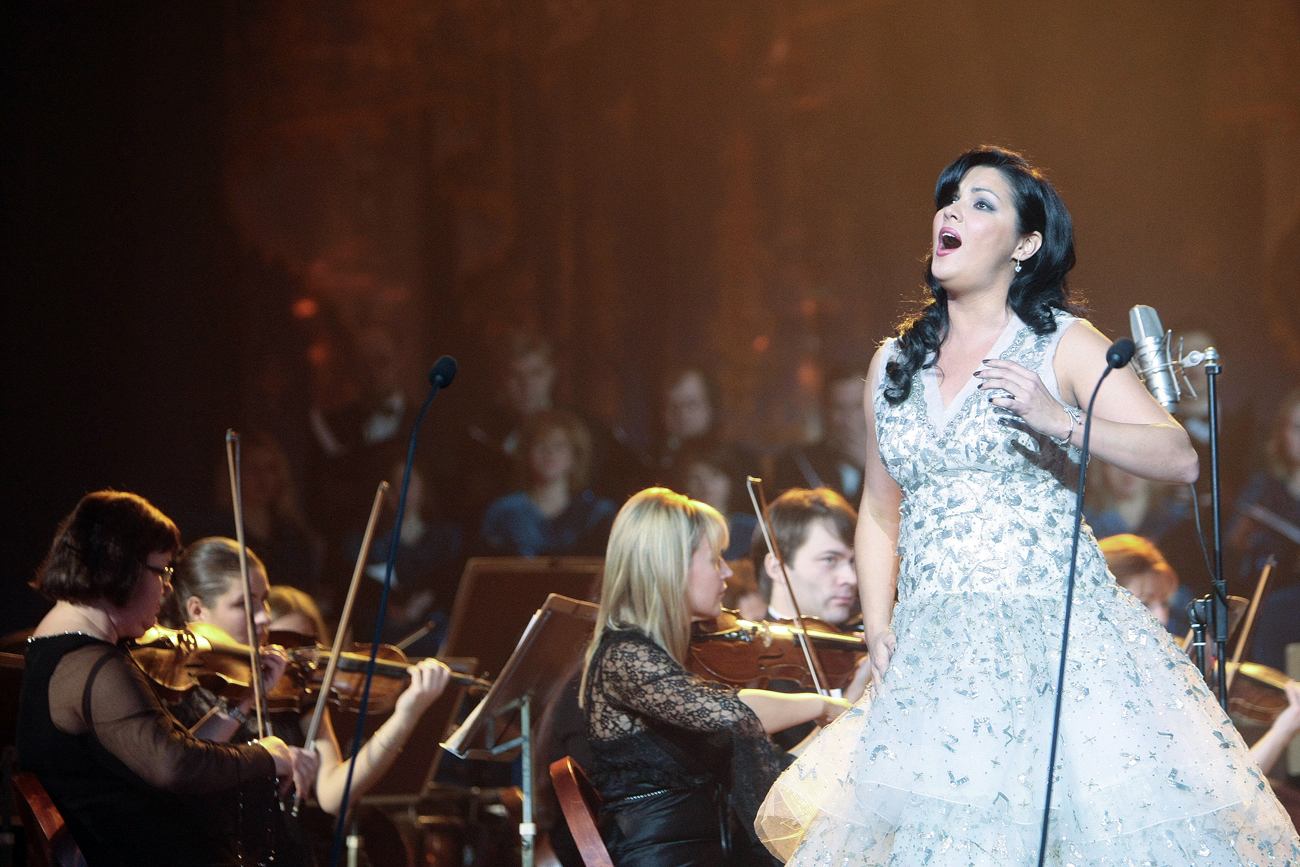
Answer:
[
  {"left": 1036, "top": 338, "right": 1132, "bottom": 867},
  {"left": 1179, "top": 348, "right": 1229, "bottom": 712},
  {"left": 1204, "top": 348, "right": 1229, "bottom": 712},
  {"left": 327, "top": 357, "right": 457, "bottom": 867}
]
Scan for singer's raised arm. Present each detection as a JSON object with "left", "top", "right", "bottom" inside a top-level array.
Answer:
[{"left": 1050, "top": 319, "right": 1198, "bottom": 484}]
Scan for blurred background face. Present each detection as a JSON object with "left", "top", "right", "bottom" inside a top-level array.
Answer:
[
  {"left": 1100, "top": 462, "right": 1146, "bottom": 501},
  {"left": 683, "top": 460, "right": 731, "bottom": 513},
  {"left": 1285, "top": 402, "right": 1300, "bottom": 469},
  {"left": 665, "top": 371, "right": 712, "bottom": 441},
  {"left": 241, "top": 444, "right": 284, "bottom": 510},
  {"left": 529, "top": 427, "right": 575, "bottom": 485},
  {"left": 1122, "top": 569, "right": 1174, "bottom": 626},
  {"left": 505, "top": 351, "right": 555, "bottom": 416},
  {"left": 357, "top": 327, "right": 401, "bottom": 396},
  {"left": 826, "top": 376, "right": 867, "bottom": 460},
  {"left": 269, "top": 610, "right": 319, "bottom": 640}
]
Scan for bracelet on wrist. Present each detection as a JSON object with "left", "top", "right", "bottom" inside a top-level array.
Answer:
[
  {"left": 1051, "top": 404, "right": 1083, "bottom": 445},
  {"left": 217, "top": 697, "right": 249, "bottom": 726}
]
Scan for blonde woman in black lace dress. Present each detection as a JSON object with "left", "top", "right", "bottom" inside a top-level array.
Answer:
[{"left": 579, "top": 487, "right": 848, "bottom": 866}]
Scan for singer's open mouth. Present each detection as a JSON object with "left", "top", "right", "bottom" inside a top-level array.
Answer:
[{"left": 939, "top": 229, "right": 961, "bottom": 250}]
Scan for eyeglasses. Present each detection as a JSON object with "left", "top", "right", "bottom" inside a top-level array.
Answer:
[{"left": 143, "top": 564, "right": 175, "bottom": 582}]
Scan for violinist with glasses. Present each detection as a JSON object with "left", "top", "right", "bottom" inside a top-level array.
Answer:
[
  {"left": 158, "top": 536, "right": 450, "bottom": 866},
  {"left": 18, "top": 490, "right": 315, "bottom": 867}
]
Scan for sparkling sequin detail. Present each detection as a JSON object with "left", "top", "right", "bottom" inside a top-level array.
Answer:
[{"left": 756, "top": 313, "right": 1300, "bottom": 865}]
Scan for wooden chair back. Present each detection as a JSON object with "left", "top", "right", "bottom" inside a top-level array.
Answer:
[
  {"left": 11, "top": 772, "right": 87, "bottom": 867},
  {"left": 548, "top": 756, "right": 613, "bottom": 867}
]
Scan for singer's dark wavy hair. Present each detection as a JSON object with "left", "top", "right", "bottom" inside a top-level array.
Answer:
[{"left": 883, "top": 146, "right": 1085, "bottom": 405}]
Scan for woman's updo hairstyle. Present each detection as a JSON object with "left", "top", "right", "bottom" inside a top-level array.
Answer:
[
  {"left": 883, "top": 146, "right": 1083, "bottom": 404},
  {"left": 33, "top": 490, "right": 181, "bottom": 608}
]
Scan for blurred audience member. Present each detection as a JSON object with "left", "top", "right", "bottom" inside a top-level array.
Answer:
[
  {"left": 459, "top": 330, "right": 650, "bottom": 526},
  {"left": 1099, "top": 534, "right": 1186, "bottom": 635},
  {"left": 676, "top": 443, "right": 758, "bottom": 561},
  {"left": 346, "top": 461, "right": 464, "bottom": 649},
  {"left": 1085, "top": 461, "right": 1190, "bottom": 545},
  {"left": 721, "top": 558, "right": 769, "bottom": 623},
  {"left": 480, "top": 411, "right": 616, "bottom": 557},
  {"left": 655, "top": 366, "right": 756, "bottom": 495},
  {"left": 201, "top": 430, "right": 324, "bottom": 596},
  {"left": 772, "top": 367, "right": 869, "bottom": 501},
  {"left": 304, "top": 323, "right": 412, "bottom": 573},
  {"left": 1230, "top": 387, "right": 1300, "bottom": 593}
]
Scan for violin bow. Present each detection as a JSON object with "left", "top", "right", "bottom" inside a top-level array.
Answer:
[
  {"left": 293, "top": 480, "right": 389, "bottom": 816},
  {"left": 1226, "top": 558, "right": 1273, "bottom": 693},
  {"left": 225, "top": 430, "right": 268, "bottom": 740},
  {"left": 746, "top": 476, "right": 832, "bottom": 697}
]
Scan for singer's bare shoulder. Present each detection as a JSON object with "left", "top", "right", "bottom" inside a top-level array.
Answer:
[
  {"left": 1052, "top": 318, "right": 1198, "bottom": 484},
  {"left": 1050, "top": 319, "right": 1113, "bottom": 404},
  {"left": 1054, "top": 320, "right": 1171, "bottom": 424}
]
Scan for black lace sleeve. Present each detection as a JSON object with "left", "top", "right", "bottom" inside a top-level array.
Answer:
[{"left": 587, "top": 628, "right": 781, "bottom": 825}]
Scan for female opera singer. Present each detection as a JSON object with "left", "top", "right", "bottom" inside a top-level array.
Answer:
[
  {"left": 755, "top": 146, "right": 1300, "bottom": 864},
  {"left": 579, "top": 487, "right": 849, "bottom": 866},
  {"left": 17, "top": 490, "right": 314, "bottom": 867}
]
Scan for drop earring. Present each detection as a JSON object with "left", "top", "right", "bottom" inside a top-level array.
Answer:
[{"left": 1014, "top": 258, "right": 1022, "bottom": 273}]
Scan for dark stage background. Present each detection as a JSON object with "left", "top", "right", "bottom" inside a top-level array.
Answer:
[{"left": 4, "top": 1, "right": 1300, "bottom": 626}]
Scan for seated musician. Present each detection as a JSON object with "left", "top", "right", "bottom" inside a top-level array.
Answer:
[
  {"left": 749, "top": 488, "right": 872, "bottom": 752},
  {"left": 267, "top": 584, "right": 329, "bottom": 642},
  {"left": 1101, "top": 532, "right": 1300, "bottom": 777},
  {"left": 18, "top": 491, "right": 314, "bottom": 867},
  {"left": 160, "top": 537, "right": 450, "bottom": 865},
  {"left": 580, "top": 487, "right": 850, "bottom": 867},
  {"left": 752, "top": 487, "right": 859, "bottom": 628}
]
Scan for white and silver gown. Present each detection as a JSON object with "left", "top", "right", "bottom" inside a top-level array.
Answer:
[{"left": 756, "top": 313, "right": 1300, "bottom": 865}]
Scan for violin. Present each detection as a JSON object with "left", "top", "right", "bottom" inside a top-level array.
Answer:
[
  {"left": 267, "top": 629, "right": 491, "bottom": 711},
  {"left": 131, "top": 623, "right": 490, "bottom": 716},
  {"left": 1226, "top": 661, "right": 1292, "bottom": 736},
  {"left": 687, "top": 609, "right": 868, "bottom": 692}
]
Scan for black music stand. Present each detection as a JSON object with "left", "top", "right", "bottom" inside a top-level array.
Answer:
[
  {"left": 440, "top": 557, "right": 603, "bottom": 681},
  {"left": 442, "top": 594, "right": 598, "bottom": 867}
]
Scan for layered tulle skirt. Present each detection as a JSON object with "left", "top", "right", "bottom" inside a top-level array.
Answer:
[{"left": 756, "top": 583, "right": 1300, "bottom": 865}]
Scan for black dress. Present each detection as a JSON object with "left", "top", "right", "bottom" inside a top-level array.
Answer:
[
  {"left": 17, "top": 634, "right": 277, "bottom": 867},
  {"left": 583, "top": 627, "right": 782, "bottom": 867}
]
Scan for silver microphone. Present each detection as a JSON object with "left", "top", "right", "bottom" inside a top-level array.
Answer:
[{"left": 1129, "top": 304, "right": 1180, "bottom": 413}]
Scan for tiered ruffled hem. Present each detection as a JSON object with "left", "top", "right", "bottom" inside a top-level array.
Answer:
[{"left": 756, "top": 584, "right": 1300, "bottom": 865}]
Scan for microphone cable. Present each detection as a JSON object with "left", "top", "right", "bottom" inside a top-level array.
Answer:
[
  {"left": 1035, "top": 337, "right": 1133, "bottom": 867},
  {"left": 328, "top": 356, "right": 457, "bottom": 867}
]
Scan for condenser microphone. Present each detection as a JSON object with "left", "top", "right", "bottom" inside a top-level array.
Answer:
[{"left": 1129, "top": 305, "right": 1179, "bottom": 413}]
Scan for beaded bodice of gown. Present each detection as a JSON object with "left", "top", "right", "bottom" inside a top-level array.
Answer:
[{"left": 876, "top": 313, "right": 1106, "bottom": 601}]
